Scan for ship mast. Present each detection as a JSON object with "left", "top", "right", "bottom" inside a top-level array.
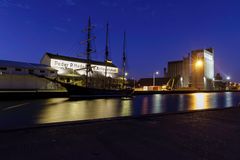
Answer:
[
  {"left": 104, "top": 22, "right": 109, "bottom": 88},
  {"left": 85, "top": 16, "right": 95, "bottom": 87},
  {"left": 122, "top": 31, "right": 127, "bottom": 89}
]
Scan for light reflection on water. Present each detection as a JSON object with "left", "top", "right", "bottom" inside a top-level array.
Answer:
[
  {"left": 191, "top": 93, "right": 208, "bottom": 110},
  {"left": 37, "top": 92, "right": 240, "bottom": 124}
]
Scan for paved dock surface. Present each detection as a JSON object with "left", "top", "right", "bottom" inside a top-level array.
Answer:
[{"left": 1, "top": 107, "right": 240, "bottom": 160}]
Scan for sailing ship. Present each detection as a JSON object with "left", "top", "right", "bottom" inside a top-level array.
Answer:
[{"left": 45, "top": 17, "right": 134, "bottom": 98}]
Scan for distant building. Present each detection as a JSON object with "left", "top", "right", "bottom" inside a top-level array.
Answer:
[
  {"left": 165, "top": 48, "right": 214, "bottom": 90},
  {"left": 166, "top": 60, "right": 183, "bottom": 88},
  {"left": 165, "top": 57, "right": 190, "bottom": 88},
  {"left": 0, "top": 60, "right": 57, "bottom": 89},
  {"left": 138, "top": 77, "right": 170, "bottom": 87},
  {"left": 191, "top": 48, "right": 214, "bottom": 90}
]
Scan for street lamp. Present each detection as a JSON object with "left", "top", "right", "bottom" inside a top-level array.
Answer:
[
  {"left": 226, "top": 76, "right": 231, "bottom": 90},
  {"left": 153, "top": 71, "right": 159, "bottom": 86}
]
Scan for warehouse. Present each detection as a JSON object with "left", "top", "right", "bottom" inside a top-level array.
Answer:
[{"left": 0, "top": 60, "right": 58, "bottom": 90}]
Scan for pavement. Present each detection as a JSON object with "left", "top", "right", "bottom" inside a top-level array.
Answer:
[{"left": 1, "top": 107, "right": 240, "bottom": 160}]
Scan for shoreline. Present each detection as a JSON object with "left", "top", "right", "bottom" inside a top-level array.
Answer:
[{"left": 0, "top": 89, "right": 239, "bottom": 100}]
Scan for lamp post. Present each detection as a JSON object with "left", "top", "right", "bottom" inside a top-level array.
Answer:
[{"left": 153, "top": 71, "right": 159, "bottom": 86}]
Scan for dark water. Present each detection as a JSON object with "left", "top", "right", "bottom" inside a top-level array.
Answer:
[{"left": 0, "top": 92, "right": 240, "bottom": 129}]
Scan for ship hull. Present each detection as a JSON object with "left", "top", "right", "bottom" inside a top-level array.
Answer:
[{"left": 60, "top": 83, "right": 134, "bottom": 99}]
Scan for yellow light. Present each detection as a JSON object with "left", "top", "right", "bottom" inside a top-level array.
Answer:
[{"left": 195, "top": 60, "right": 203, "bottom": 68}]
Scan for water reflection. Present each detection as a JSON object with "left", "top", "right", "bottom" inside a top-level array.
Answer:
[
  {"left": 225, "top": 92, "right": 233, "bottom": 107},
  {"left": 36, "top": 92, "right": 240, "bottom": 125},
  {"left": 120, "top": 100, "right": 132, "bottom": 116},
  {"left": 37, "top": 98, "right": 133, "bottom": 124},
  {"left": 142, "top": 96, "right": 149, "bottom": 115},
  {"left": 153, "top": 94, "right": 161, "bottom": 113},
  {"left": 190, "top": 93, "right": 208, "bottom": 110}
]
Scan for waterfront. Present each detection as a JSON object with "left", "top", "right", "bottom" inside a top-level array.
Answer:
[
  {"left": 1, "top": 92, "right": 240, "bottom": 130},
  {"left": 1, "top": 106, "right": 240, "bottom": 160}
]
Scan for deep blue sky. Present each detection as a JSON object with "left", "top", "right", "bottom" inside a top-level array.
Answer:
[{"left": 1, "top": 0, "right": 240, "bottom": 80}]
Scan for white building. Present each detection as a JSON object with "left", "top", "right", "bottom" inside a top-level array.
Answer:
[
  {"left": 41, "top": 53, "right": 119, "bottom": 79},
  {"left": 0, "top": 60, "right": 58, "bottom": 89}
]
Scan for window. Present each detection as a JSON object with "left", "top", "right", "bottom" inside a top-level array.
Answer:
[
  {"left": 15, "top": 68, "right": 22, "bottom": 72},
  {"left": 40, "top": 70, "right": 45, "bottom": 73},
  {"left": 29, "top": 69, "right": 34, "bottom": 74},
  {"left": 0, "top": 67, "right": 7, "bottom": 70}
]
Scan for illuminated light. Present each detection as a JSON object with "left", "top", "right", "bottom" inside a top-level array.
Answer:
[
  {"left": 195, "top": 60, "right": 203, "bottom": 68},
  {"left": 106, "top": 60, "right": 112, "bottom": 63},
  {"left": 226, "top": 76, "right": 231, "bottom": 80},
  {"left": 180, "top": 77, "right": 183, "bottom": 81},
  {"left": 125, "top": 72, "right": 128, "bottom": 76},
  {"left": 156, "top": 71, "right": 159, "bottom": 75},
  {"left": 50, "top": 59, "right": 118, "bottom": 76}
]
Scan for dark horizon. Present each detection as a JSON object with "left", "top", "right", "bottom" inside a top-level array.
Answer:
[{"left": 1, "top": 0, "right": 240, "bottom": 81}]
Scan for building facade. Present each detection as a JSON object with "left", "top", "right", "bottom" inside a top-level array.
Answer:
[
  {"left": 166, "top": 60, "right": 183, "bottom": 88},
  {"left": 41, "top": 53, "right": 119, "bottom": 79},
  {"left": 166, "top": 58, "right": 190, "bottom": 88},
  {"left": 182, "top": 55, "right": 190, "bottom": 87},
  {"left": 167, "top": 60, "right": 183, "bottom": 78},
  {"left": 191, "top": 48, "right": 214, "bottom": 90}
]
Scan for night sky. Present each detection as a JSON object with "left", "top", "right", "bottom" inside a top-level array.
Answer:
[{"left": 1, "top": 0, "right": 240, "bottom": 80}]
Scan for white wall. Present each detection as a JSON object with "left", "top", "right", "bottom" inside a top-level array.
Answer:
[{"left": 0, "top": 75, "right": 58, "bottom": 89}]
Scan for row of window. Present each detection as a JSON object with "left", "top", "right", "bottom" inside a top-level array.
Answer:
[{"left": 0, "top": 67, "right": 55, "bottom": 74}]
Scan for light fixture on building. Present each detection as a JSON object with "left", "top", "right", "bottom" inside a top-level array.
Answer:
[
  {"left": 226, "top": 76, "right": 231, "bottom": 80},
  {"left": 195, "top": 60, "right": 203, "bottom": 68}
]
